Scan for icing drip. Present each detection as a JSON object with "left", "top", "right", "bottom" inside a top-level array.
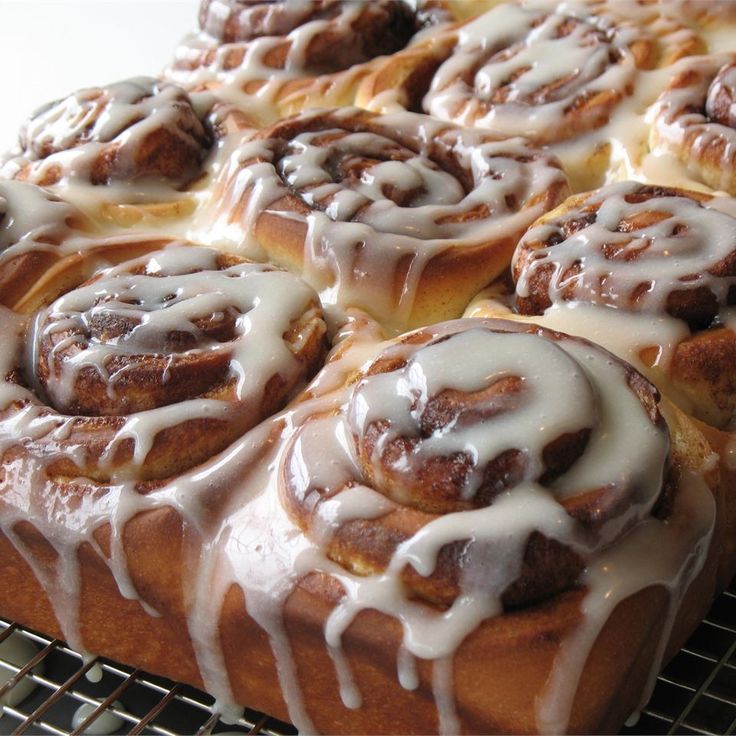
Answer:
[
  {"left": 537, "top": 469, "right": 714, "bottom": 734},
  {"left": 72, "top": 700, "right": 124, "bottom": 735}
]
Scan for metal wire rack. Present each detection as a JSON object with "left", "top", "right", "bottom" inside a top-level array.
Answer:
[{"left": 0, "top": 578, "right": 734, "bottom": 736}]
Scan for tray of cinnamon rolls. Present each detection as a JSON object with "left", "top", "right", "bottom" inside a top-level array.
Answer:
[{"left": 2, "top": 0, "right": 736, "bottom": 734}]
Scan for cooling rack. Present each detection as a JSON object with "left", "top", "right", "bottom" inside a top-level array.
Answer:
[{"left": 0, "top": 579, "right": 734, "bottom": 736}]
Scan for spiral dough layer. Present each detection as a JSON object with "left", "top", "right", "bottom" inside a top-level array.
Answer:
[{"left": 3, "top": 77, "right": 213, "bottom": 187}]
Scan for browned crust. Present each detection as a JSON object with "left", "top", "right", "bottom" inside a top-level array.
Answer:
[{"left": 0, "top": 445, "right": 721, "bottom": 735}]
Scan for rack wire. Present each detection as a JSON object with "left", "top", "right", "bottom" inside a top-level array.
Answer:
[{"left": 0, "top": 578, "right": 734, "bottom": 736}]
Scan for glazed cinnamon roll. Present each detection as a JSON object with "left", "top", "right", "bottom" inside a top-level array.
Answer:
[
  {"left": 273, "top": 316, "right": 719, "bottom": 733},
  {"left": 1, "top": 245, "right": 326, "bottom": 482},
  {"left": 650, "top": 53, "right": 736, "bottom": 195},
  {"left": 201, "top": 107, "right": 568, "bottom": 330},
  {"left": 2, "top": 77, "right": 213, "bottom": 192},
  {"left": 283, "top": 318, "right": 671, "bottom": 606},
  {"left": 357, "top": 1, "right": 701, "bottom": 145},
  {"left": 198, "top": 0, "right": 420, "bottom": 65},
  {"left": 167, "top": 0, "right": 457, "bottom": 124},
  {"left": 511, "top": 182, "right": 736, "bottom": 427}
]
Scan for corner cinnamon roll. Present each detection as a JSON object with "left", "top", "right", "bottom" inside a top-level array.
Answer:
[{"left": 270, "top": 316, "right": 718, "bottom": 733}]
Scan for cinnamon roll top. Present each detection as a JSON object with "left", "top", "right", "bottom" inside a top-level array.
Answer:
[
  {"left": 512, "top": 182, "right": 736, "bottom": 429},
  {"left": 197, "top": 0, "right": 419, "bottom": 71},
  {"left": 358, "top": 1, "right": 699, "bottom": 145},
  {"left": 650, "top": 53, "right": 736, "bottom": 196},
  {"left": 5, "top": 77, "right": 212, "bottom": 187},
  {"left": 280, "top": 319, "right": 672, "bottom": 608},
  {"left": 203, "top": 107, "right": 568, "bottom": 329},
  {"left": 513, "top": 182, "right": 736, "bottom": 329}
]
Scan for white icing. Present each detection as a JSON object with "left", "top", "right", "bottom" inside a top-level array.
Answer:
[
  {"left": 272, "top": 319, "right": 681, "bottom": 731},
  {"left": 424, "top": 3, "right": 639, "bottom": 143},
  {"left": 71, "top": 700, "right": 124, "bottom": 735},
  {"left": 0, "top": 632, "right": 42, "bottom": 708}
]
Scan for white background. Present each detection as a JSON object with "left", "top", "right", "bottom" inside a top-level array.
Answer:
[{"left": 0, "top": 0, "right": 200, "bottom": 150}]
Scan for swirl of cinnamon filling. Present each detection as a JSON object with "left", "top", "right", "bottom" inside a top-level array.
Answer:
[
  {"left": 0, "top": 245, "right": 326, "bottom": 482},
  {"left": 512, "top": 181, "right": 736, "bottom": 429},
  {"left": 650, "top": 53, "right": 736, "bottom": 196},
  {"left": 3, "top": 77, "right": 213, "bottom": 187},
  {"left": 357, "top": 2, "right": 699, "bottom": 145},
  {"left": 203, "top": 107, "right": 568, "bottom": 330},
  {"left": 280, "top": 318, "right": 672, "bottom": 608}
]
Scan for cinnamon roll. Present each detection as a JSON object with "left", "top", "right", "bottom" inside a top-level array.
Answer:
[
  {"left": 357, "top": 1, "right": 701, "bottom": 145},
  {"left": 3, "top": 77, "right": 212, "bottom": 188},
  {"left": 167, "top": 0, "right": 457, "bottom": 124},
  {"left": 650, "top": 53, "right": 736, "bottom": 195},
  {"left": 201, "top": 107, "right": 569, "bottom": 330},
  {"left": 272, "top": 316, "right": 719, "bottom": 733},
  {"left": 512, "top": 182, "right": 736, "bottom": 427},
  {"left": 0, "top": 245, "right": 326, "bottom": 482}
]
